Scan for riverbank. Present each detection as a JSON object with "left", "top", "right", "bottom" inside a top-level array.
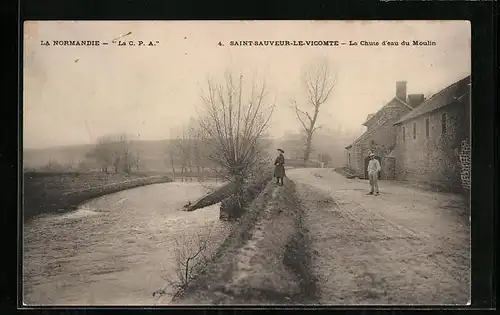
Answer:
[
  {"left": 171, "top": 177, "right": 317, "bottom": 305},
  {"left": 23, "top": 171, "right": 173, "bottom": 222}
]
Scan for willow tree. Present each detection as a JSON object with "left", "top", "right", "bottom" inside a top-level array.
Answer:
[
  {"left": 291, "top": 58, "right": 336, "bottom": 162},
  {"left": 198, "top": 72, "right": 274, "bottom": 183}
]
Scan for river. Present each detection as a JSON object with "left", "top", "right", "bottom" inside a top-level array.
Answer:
[{"left": 22, "top": 181, "right": 232, "bottom": 306}]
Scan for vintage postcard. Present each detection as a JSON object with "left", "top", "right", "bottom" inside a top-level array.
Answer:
[{"left": 22, "top": 20, "right": 471, "bottom": 306}]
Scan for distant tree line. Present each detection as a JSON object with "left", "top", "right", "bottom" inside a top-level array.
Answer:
[
  {"left": 85, "top": 134, "right": 140, "bottom": 174},
  {"left": 166, "top": 120, "right": 215, "bottom": 178}
]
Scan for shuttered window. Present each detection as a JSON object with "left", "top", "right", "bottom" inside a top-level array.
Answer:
[{"left": 425, "top": 118, "right": 430, "bottom": 139}]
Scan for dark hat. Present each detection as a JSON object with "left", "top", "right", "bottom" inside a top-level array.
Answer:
[{"left": 277, "top": 149, "right": 284, "bottom": 153}]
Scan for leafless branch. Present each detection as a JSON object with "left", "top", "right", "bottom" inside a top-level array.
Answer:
[
  {"left": 86, "top": 133, "right": 138, "bottom": 174},
  {"left": 197, "top": 71, "right": 274, "bottom": 181},
  {"left": 153, "top": 230, "right": 213, "bottom": 300},
  {"left": 291, "top": 58, "right": 337, "bottom": 161}
]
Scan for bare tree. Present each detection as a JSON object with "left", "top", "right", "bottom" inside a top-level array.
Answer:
[
  {"left": 187, "top": 118, "right": 203, "bottom": 175},
  {"left": 291, "top": 58, "right": 336, "bottom": 161},
  {"left": 86, "top": 135, "right": 113, "bottom": 173},
  {"left": 67, "top": 155, "right": 75, "bottom": 171},
  {"left": 165, "top": 143, "right": 176, "bottom": 176},
  {"left": 119, "top": 134, "right": 133, "bottom": 174},
  {"left": 135, "top": 133, "right": 142, "bottom": 172},
  {"left": 172, "top": 127, "right": 193, "bottom": 179},
  {"left": 153, "top": 231, "right": 213, "bottom": 299},
  {"left": 87, "top": 133, "right": 136, "bottom": 174},
  {"left": 197, "top": 72, "right": 275, "bottom": 183},
  {"left": 164, "top": 128, "right": 178, "bottom": 175},
  {"left": 108, "top": 134, "right": 132, "bottom": 174}
]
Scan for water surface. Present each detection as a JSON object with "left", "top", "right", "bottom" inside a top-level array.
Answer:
[{"left": 23, "top": 181, "right": 231, "bottom": 305}]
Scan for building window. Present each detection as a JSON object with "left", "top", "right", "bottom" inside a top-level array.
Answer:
[
  {"left": 425, "top": 118, "right": 430, "bottom": 139},
  {"left": 402, "top": 126, "right": 405, "bottom": 142},
  {"left": 412, "top": 122, "right": 417, "bottom": 139},
  {"left": 441, "top": 113, "right": 447, "bottom": 134}
]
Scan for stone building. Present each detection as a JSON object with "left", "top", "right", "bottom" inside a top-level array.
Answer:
[
  {"left": 392, "top": 75, "right": 471, "bottom": 192},
  {"left": 345, "top": 81, "right": 424, "bottom": 179}
]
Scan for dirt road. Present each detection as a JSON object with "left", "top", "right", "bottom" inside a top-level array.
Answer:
[{"left": 287, "top": 168, "right": 470, "bottom": 305}]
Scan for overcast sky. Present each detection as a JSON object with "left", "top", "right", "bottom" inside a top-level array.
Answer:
[{"left": 23, "top": 20, "right": 470, "bottom": 149}]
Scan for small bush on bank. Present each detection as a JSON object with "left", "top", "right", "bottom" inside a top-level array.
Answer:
[
  {"left": 219, "top": 168, "right": 273, "bottom": 221},
  {"left": 153, "top": 231, "right": 214, "bottom": 300}
]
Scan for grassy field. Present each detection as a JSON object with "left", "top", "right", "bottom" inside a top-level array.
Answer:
[{"left": 22, "top": 171, "right": 173, "bottom": 223}]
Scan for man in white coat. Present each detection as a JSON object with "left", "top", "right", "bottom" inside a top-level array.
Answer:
[{"left": 366, "top": 152, "right": 381, "bottom": 196}]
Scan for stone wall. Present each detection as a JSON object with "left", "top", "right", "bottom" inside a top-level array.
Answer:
[
  {"left": 459, "top": 138, "right": 471, "bottom": 191},
  {"left": 347, "top": 101, "right": 411, "bottom": 178},
  {"left": 383, "top": 157, "right": 396, "bottom": 180},
  {"left": 344, "top": 149, "right": 350, "bottom": 167},
  {"left": 394, "top": 101, "right": 469, "bottom": 191},
  {"left": 345, "top": 146, "right": 356, "bottom": 169},
  {"left": 356, "top": 110, "right": 407, "bottom": 178},
  {"left": 354, "top": 144, "right": 363, "bottom": 176}
]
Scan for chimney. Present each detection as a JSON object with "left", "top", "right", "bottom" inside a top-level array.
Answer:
[
  {"left": 396, "top": 81, "right": 407, "bottom": 101},
  {"left": 407, "top": 94, "right": 425, "bottom": 108}
]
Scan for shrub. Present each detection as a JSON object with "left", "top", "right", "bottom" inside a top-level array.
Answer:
[
  {"left": 219, "top": 168, "right": 273, "bottom": 221},
  {"left": 153, "top": 231, "right": 213, "bottom": 300}
]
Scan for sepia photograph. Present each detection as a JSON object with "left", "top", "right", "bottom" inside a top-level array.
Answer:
[{"left": 22, "top": 20, "right": 471, "bottom": 306}]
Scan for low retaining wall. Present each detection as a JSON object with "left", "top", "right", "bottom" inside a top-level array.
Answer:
[{"left": 23, "top": 175, "right": 172, "bottom": 223}]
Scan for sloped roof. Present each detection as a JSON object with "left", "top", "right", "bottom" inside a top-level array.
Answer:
[
  {"left": 353, "top": 129, "right": 371, "bottom": 144},
  {"left": 344, "top": 96, "right": 413, "bottom": 151},
  {"left": 362, "top": 114, "right": 375, "bottom": 125},
  {"left": 351, "top": 125, "right": 380, "bottom": 146},
  {"left": 362, "top": 97, "right": 412, "bottom": 126},
  {"left": 394, "top": 75, "right": 471, "bottom": 125},
  {"left": 352, "top": 97, "right": 411, "bottom": 146}
]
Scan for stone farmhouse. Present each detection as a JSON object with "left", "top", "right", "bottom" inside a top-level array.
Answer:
[
  {"left": 344, "top": 81, "right": 425, "bottom": 180},
  {"left": 392, "top": 75, "right": 471, "bottom": 192},
  {"left": 344, "top": 75, "right": 471, "bottom": 192}
]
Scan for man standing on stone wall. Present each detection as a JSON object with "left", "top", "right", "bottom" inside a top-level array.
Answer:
[{"left": 367, "top": 152, "right": 381, "bottom": 196}]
